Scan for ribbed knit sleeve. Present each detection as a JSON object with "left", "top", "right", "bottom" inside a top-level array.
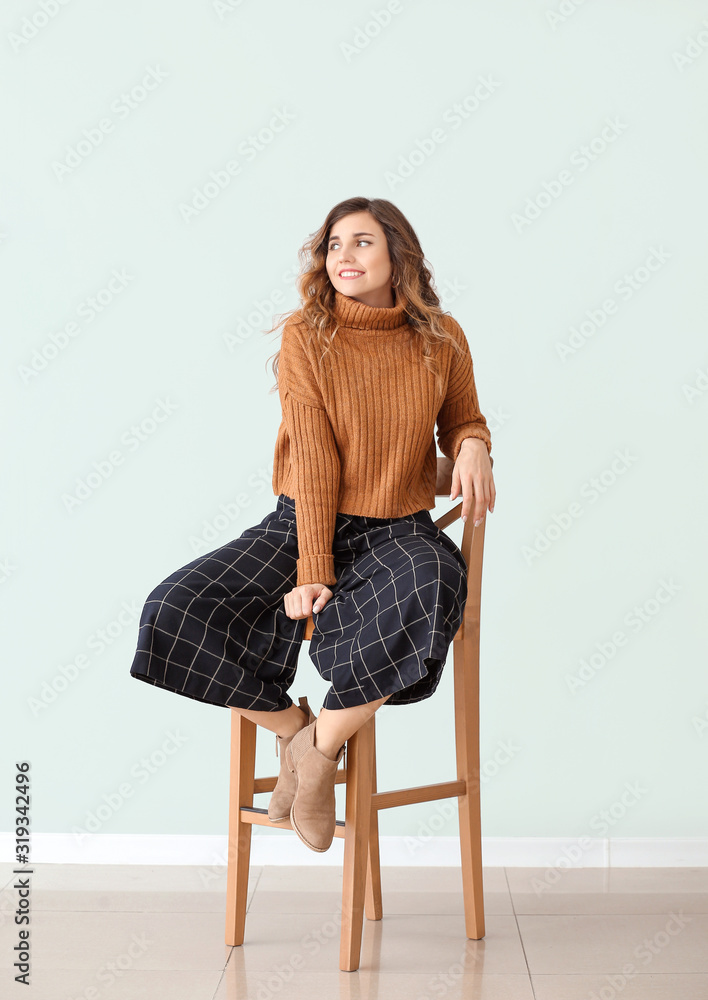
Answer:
[
  {"left": 436, "top": 319, "right": 492, "bottom": 462},
  {"left": 278, "top": 320, "right": 341, "bottom": 588}
]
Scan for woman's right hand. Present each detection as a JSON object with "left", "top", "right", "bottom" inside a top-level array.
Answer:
[{"left": 284, "top": 583, "right": 334, "bottom": 620}]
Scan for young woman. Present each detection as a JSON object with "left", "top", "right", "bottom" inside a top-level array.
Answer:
[{"left": 129, "top": 196, "right": 496, "bottom": 853}]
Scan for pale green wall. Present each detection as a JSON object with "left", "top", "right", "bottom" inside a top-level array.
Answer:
[{"left": 3, "top": 0, "right": 707, "bottom": 847}]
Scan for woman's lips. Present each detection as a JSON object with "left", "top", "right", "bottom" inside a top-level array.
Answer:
[{"left": 339, "top": 271, "right": 364, "bottom": 279}]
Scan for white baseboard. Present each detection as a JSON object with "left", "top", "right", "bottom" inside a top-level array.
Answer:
[{"left": 3, "top": 833, "right": 708, "bottom": 867}]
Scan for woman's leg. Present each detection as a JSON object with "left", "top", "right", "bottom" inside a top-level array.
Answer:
[
  {"left": 231, "top": 703, "right": 309, "bottom": 738},
  {"left": 285, "top": 692, "right": 393, "bottom": 852},
  {"left": 232, "top": 691, "right": 392, "bottom": 744},
  {"left": 314, "top": 693, "right": 392, "bottom": 759},
  {"left": 130, "top": 494, "right": 304, "bottom": 714}
]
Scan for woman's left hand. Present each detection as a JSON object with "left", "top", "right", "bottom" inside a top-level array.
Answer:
[{"left": 449, "top": 438, "right": 495, "bottom": 526}]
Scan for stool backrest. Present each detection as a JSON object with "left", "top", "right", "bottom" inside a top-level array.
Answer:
[{"left": 434, "top": 454, "right": 491, "bottom": 619}]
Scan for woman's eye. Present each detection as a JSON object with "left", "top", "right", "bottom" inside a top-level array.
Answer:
[{"left": 328, "top": 240, "right": 369, "bottom": 250}]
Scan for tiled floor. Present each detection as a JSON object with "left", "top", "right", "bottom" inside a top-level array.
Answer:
[{"left": 1, "top": 863, "right": 707, "bottom": 998}]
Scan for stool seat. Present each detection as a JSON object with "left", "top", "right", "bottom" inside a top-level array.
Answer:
[{"left": 225, "top": 455, "right": 491, "bottom": 970}]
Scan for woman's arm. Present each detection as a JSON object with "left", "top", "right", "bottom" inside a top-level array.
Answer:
[
  {"left": 436, "top": 318, "right": 492, "bottom": 462},
  {"left": 436, "top": 318, "right": 495, "bottom": 525},
  {"left": 278, "top": 319, "right": 341, "bottom": 587}
]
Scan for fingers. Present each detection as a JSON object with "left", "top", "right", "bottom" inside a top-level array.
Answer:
[
  {"left": 283, "top": 588, "right": 305, "bottom": 620},
  {"left": 292, "top": 591, "right": 308, "bottom": 619},
  {"left": 313, "top": 585, "right": 333, "bottom": 614},
  {"left": 449, "top": 465, "right": 461, "bottom": 502},
  {"left": 453, "top": 449, "right": 496, "bottom": 523},
  {"left": 451, "top": 468, "right": 477, "bottom": 524},
  {"left": 474, "top": 477, "right": 497, "bottom": 526},
  {"left": 457, "top": 476, "right": 475, "bottom": 524},
  {"left": 472, "top": 478, "right": 491, "bottom": 526},
  {"left": 457, "top": 477, "right": 493, "bottom": 526},
  {"left": 284, "top": 584, "right": 333, "bottom": 619}
]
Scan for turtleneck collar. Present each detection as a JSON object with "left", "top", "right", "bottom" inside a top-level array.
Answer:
[{"left": 333, "top": 288, "right": 409, "bottom": 334}]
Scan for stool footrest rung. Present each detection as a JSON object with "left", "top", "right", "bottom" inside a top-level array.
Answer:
[
  {"left": 240, "top": 805, "right": 347, "bottom": 838},
  {"left": 242, "top": 778, "right": 468, "bottom": 823},
  {"left": 372, "top": 779, "right": 467, "bottom": 810}
]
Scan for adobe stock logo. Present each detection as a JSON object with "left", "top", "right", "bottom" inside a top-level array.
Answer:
[
  {"left": 18, "top": 269, "right": 134, "bottom": 384},
  {"left": 61, "top": 397, "right": 179, "bottom": 512},
  {"left": 511, "top": 117, "right": 628, "bottom": 233},
  {"left": 8, "top": 0, "right": 72, "bottom": 53},
  {"left": 682, "top": 364, "right": 708, "bottom": 403},
  {"left": 673, "top": 19, "right": 708, "bottom": 72},
  {"left": 178, "top": 108, "right": 296, "bottom": 223},
  {"left": 522, "top": 449, "right": 638, "bottom": 566},
  {"left": 212, "top": 0, "right": 245, "bottom": 18},
  {"left": 339, "top": 1, "right": 407, "bottom": 61},
  {"left": 52, "top": 67, "right": 169, "bottom": 180},
  {"left": 556, "top": 247, "right": 671, "bottom": 360},
  {"left": 546, "top": 0, "right": 587, "bottom": 30},
  {"left": 385, "top": 75, "right": 502, "bottom": 190}
]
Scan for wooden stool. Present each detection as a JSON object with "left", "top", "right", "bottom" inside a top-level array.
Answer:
[{"left": 225, "top": 455, "right": 491, "bottom": 971}]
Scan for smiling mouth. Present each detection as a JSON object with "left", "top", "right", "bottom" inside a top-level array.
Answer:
[{"left": 339, "top": 270, "right": 364, "bottom": 279}]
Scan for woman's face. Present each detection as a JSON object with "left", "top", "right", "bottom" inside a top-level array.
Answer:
[{"left": 325, "top": 211, "right": 395, "bottom": 307}]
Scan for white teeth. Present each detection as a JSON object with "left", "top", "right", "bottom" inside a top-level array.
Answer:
[{"left": 340, "top": 271, "right": 362, "bottom": 277}]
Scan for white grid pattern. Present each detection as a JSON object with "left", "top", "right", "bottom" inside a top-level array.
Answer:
[{"left": 129, "top": 494, "right": 466, "bottom": 712}]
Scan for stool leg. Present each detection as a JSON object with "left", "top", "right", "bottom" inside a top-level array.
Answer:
[
  {"left": 225, "top": 710, "right": 256, "bottom": 946},
  {"left": 454, "top": 633, "right": 485, "bottom": 939},
  {"left": 365, "top": 717, "right": 383, "bottom": 921},
  {"left": 340, "top": 715, "right": 375, "bottom": 971}
]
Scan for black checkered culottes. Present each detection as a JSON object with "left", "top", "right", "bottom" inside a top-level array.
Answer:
[{"left": 129, "top": 493, "right": 468, "bottom": 711}]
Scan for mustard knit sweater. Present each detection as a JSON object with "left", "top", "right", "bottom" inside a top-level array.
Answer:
[{"left": 272, "top": 289, "right": 492, "bottom": 587}]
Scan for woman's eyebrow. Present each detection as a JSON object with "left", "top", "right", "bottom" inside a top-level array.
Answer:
[{"left": 328, "top": 232, "right": 376, "bottom": 241}]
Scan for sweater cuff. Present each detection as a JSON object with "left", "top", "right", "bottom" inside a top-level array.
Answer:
[
  {"left": 296, "top": 553, "right": 337, "bottom": 588},
  {"left": 453, "top": 429, "right": 492, "bottom": 462}
]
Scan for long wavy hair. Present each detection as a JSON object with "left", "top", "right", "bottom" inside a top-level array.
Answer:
[{"left": 264, "top": 197, "right": 465, "bottom": 398}]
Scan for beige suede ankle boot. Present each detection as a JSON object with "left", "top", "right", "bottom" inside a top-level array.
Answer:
[
  {"left": 267, "top": 697, "right": 316, "bottom": 823},
  {"left": 285, "top": 718, "right": 345, "bottom": 852}
]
